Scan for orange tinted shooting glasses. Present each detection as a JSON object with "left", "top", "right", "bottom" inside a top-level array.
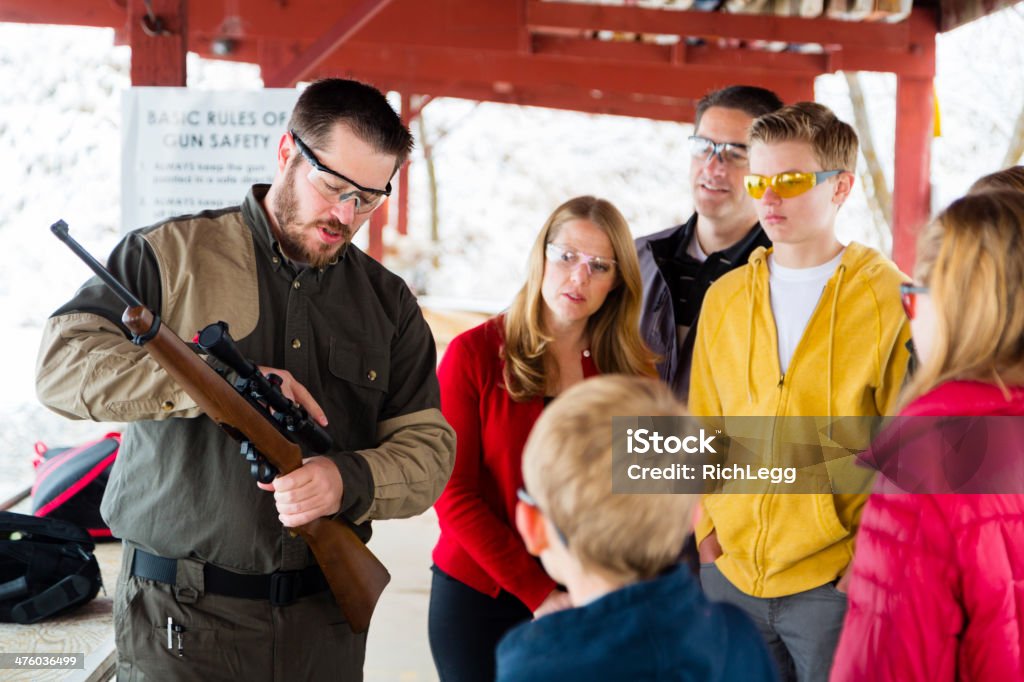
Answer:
[{"left": 744, "top": 170, "right": 843, "bottom": 199}]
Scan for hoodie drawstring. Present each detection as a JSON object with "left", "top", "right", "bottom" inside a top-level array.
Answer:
[
  {"left": 827, "top": 265, "right": 846, "bottom": 437},
  {"left": 746, "top": 259, "right": 761, "bottom": 404}
]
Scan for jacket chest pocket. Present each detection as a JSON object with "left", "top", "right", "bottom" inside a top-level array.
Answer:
[{"left": 327, "top": 338, "right": 390, "bottom": 427}]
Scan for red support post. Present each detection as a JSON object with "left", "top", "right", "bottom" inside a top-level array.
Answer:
[
  {"left": 407, "top": 95, "right": 434, "bottom": 124},
  {"left": 397, "top": 161, "right": 410, "bottom": 237},
  {"left": 892, "top": 76, "right": 934, "bottom": 274},
  {"left": 128, "top": 0, "right": 187, "bottom": 86},
  {"left": 398, "top": 92, "right": 412, "bottom": 237},
  {"left": 368, "top": 201, "right": 387, "bottom": 262},
  {"left": 891, "top": 10, "right": 937, "bottom": 274}
]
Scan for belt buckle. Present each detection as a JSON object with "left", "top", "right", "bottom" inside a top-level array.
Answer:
[{"left": 269, "top": 571, "right": 301, "bottom": 606}]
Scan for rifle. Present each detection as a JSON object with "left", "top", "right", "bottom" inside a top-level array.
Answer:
[{"left": 51, "top": 219, "right": 390, "bottom": 633}]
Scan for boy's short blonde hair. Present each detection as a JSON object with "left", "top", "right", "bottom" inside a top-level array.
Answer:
[
  {"left": 521, "top": 375, "right": 696, "bottom": 581},
  {"left": 749, "top": 101, "right": 858, "bottom": 172}
]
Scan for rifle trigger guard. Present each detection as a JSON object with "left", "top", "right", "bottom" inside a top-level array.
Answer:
[{"left": 131, "top": 314, "right": 161, "bottom": 346}]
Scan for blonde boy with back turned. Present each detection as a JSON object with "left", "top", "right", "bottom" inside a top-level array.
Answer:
[
  {"left": 689, "top": 103, "right": 911, "bottom": 682},
  {"left": 494, "top": 375, "right": 776, "bottom": 682}
]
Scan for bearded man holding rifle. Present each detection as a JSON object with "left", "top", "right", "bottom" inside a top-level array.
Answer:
[{"left": 36, "top": 79, "right": 455, "bottom": 681}]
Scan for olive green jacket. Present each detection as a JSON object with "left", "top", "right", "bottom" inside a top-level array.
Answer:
[{"left": 36, "top": 186, "right": 455, "bottom": 573}]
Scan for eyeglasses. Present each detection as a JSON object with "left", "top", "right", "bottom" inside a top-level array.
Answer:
[
  {"left": 688, "top": 135, "right": 749, "bottom": 166},
  {"left": 743, "top": 170, "right": 843, "bottom": 199},
  {"left": 900, "top": 283, "right": 929, "bottom": 320},
  {"left": 545, "top": 243, "right": 617, "bottom": 279},
  {"left": 516, "top": 487, "right": 569, "bottom": 547},
  {"left": 290, "top": 130, "right": 391, "bottom": 214}
]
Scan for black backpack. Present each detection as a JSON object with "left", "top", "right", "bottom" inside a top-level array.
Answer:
[{"left": 0, "top": 511, "right": 102, "bottom": 624}]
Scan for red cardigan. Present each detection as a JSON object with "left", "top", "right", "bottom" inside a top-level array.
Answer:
[
  {"left": 432, "top": 317, "right": 598, "bottom": 610},
  {"left": 831, "top": 381, "right": 1024, "bottom": 682}
]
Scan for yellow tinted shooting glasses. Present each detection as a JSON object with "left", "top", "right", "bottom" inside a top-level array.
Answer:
[{"left": 743, "top": 170, "right": 843, "bottom": 199}]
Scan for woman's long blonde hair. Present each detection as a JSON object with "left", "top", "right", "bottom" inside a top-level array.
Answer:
[
  {"left": 901, "top": 190, "right": 1024, "bottom": 407},
  {"left": 502, "top": 196, "right": 657, "bottom": 401}
]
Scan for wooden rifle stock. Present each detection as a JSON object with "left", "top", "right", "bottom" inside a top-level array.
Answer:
[{"left": 121, "top": 305, "right": 390, "bottom": 633}]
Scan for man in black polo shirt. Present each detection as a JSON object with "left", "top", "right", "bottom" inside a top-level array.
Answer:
[{"left": 637, "top": 86, "right": 783, "bottom": 401}]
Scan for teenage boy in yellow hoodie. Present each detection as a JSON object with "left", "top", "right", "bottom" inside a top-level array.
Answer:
[{"left": 689, "top": 102, "right": 911, "bottom": 682}]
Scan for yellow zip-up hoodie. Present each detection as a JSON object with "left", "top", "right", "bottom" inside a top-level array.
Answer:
[{"left": 690, "top": 242, "right": 911, "bottom": 598}]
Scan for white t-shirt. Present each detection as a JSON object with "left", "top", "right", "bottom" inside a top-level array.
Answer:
[
  {"left": 687, "top": 233, "right": 709, "bottom": 263},
  {"left": 768, "top": 250, "right": 844, "bottom": 374}
]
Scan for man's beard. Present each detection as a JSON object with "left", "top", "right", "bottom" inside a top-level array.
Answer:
[{"left": 271, "top": 162, "right": 352, "bottom": 268}]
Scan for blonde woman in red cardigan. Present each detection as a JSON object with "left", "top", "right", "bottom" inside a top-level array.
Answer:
[{"left": 428, "top": 196, "right": 657, "bottom": 682}]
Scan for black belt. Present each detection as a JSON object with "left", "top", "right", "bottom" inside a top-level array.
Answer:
[{"left": 130, "top": 548, "right": 329, "bottom": 607}]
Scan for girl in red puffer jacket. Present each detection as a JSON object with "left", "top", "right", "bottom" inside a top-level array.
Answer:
[{"left": 830, "top": 189, "right": 1024, "bottom": 682}]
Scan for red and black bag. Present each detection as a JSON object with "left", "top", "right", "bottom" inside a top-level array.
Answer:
[{"left": 31, "top": 432, "right": 120, "bottom": 541}]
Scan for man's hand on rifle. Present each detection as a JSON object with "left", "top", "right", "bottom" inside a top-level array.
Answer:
[
  {"left": 256, "top": 365, "right": 330, "bottom": 427},
  {"left": 258, "top": 457, "right": 345, "bottom": 527},
  {"left": 253, "top": 366, "right": 339, "bottom": 526}
]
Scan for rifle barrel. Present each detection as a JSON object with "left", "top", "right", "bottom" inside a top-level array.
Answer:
[{"left": 51, "top": 220, "right": 143, "bottom": 309}]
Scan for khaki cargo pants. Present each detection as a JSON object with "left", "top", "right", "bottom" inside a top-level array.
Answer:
[{"left": 114, "top": 545, "right": 367, "bottom": 681}]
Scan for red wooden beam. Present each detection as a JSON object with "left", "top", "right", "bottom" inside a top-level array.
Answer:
[
  {"left": 531, "top": 34, "right": 677, "bottom": 63},
  {"left": 204, "top": 31, "right": 932, "bottom": 83},
  {"left": 191, "top": 36, "right": 816, "bottom": 115},
  {"left": 263, "top": 0, "right": 396, "bottom": 87},
  {"left": 829, "top": 8, "right": 937, "bottom": 78},
  {"left": 186, "top": 0, "right": 521, "bottom": 50},
  {"left": 0, "top": 0, "right": 124, "bottom": 28},
  {"left": 527, "top": 0, "right": 928, "bottom": 50},
  {"left": 188, "top": 36, "right": 811, "bottom": 104},
  {"left": 318, "top": 72, "right": 701, "bottom": 123},
  {"left": 532, "top": 32, "right": 932, "bottom": 81},
  {"left": 1, "top": 0, "right": 937, "bottom": 82},
  {"left": 304, "top": 43, "right": 815, "bottom": 108},
  {"left": 484, "top": 88, "right": 698, "bottom": 123},
  {"left": 129, "top": 0, "right": 187, "bottom": 86},
  {"left": 676, "top": 41, "right": 830, "bottom": 73},
  {"left": 532, "top": 33, "right": 837, "bottom": 74}
]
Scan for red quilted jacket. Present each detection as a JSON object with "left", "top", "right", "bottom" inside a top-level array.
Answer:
[{"left": 830, "top": 380, "right": 1024, "bottom": 681}]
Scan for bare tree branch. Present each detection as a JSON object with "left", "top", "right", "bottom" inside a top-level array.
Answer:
[
  {"left": 844, "top": 71, "right": 893, "bottom": 244},
  {"left": 1002, "top": 103, "right": 1024, "bottom": 167},
  {"left": 415, "top": 111, "right": 440, "bottom": 246}
]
